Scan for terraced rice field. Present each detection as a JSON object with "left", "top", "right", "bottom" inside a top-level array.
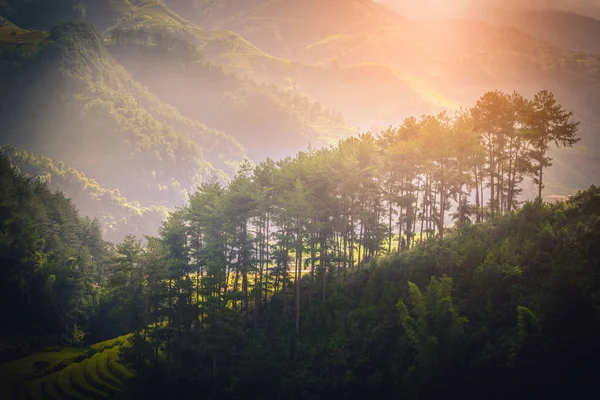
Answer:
[
  {"left": 0, "top": 335, "right": 134, "bottom": 400},
  {"left": 0, "top": 26, "right": 48, "bottom": 57}
]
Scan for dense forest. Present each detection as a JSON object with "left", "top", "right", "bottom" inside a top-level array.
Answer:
[{"left": 2, "top": 86, "right": 596, "bottom": 399}]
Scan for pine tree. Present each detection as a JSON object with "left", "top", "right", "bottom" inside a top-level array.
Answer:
[{"left": 524, "top": 90, "right": 580, "bottom": 201}]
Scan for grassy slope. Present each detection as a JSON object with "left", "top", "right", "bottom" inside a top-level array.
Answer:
[
  {"left": 0, "top": 347, "right": 86, "bottom": 379},
  {"left": 0, "top": 335, "right": 134, "bottom": 400},
  {"left": 0, "top": 20, "right": 46, "bottom": 58},
  {"left": 0, "top": 24, "right": 46, "bottom": 43}
]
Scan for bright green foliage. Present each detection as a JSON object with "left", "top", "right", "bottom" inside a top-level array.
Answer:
[
  {"left": 516, "top": 306, "right": 540, "bottom": 340},
  {"left": 0, "top": 336, "right": 134, "bottom": 400},
  {"left": 90, "top": 334, "right": 130, "bottom": 352},
  {"left": 0, "top": 347, "right": 86, "bottom": 379}
]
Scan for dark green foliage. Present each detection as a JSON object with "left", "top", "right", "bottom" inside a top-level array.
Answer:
[
  {"left": 2, "top": 125, "right": 598, "bottom": 399},
  {"left": 0, "top": 154, "right": 108, "bottom": 357},
  {"left": 0, "top": 4, "right": 595, "bottom": 397},
  {"left": 132, "top": 183, "right": 600, "bottom": 400}
]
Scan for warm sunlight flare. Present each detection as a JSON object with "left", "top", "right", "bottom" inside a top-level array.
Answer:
[{"left": 1, "top": 1, "right": 599, "bottom": 399}]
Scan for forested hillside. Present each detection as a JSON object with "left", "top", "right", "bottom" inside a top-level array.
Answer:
[
  {"left": 1, "top": 2, "right": 600, "bottom": 398},
  {"left": 0, "top": 1, "right": 363, "bottom": 238},
  {"left": 0, "top": 154, "right": 108, "bottom": 354},
  {"left": 134, "top": 183, "right": 600, "bottom": 400},
  {"left": 1, "top": 146, "right": 168, "bottom": 242},
  {"left": 0, "top": 22, "right": 243, "bottom": 205},
  {"left": 1, "top": 87, "right": 596, "bottom": 397},
  {"left": 106, "top": 25, "right": 352, "bottom": 160}
]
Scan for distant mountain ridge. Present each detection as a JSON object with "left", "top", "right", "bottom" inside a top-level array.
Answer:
[
  {"left": 2, "top": 0, "right": 600, "bottom": 240},
  {"left": 377, "top": 0, "right": 600, "bottom": 20},
  {"left": 0, "top": 0, "right": 360, "bottom": 239},
  {"left": 1, "top": 145, "right": 168, "bottom": 242},
  {"left": 474, "top": 8, "right": 600, "bottom": 54},
  {"left": 0, "top": 22, "right": 243, "bottom": 204}
]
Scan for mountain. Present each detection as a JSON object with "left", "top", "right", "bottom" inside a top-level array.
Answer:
[
  {"left": 164, "top": 0, "right": 600, "bottom": 195},
  {"left": 163, "top": 0, "right": 408, "bottom": 57},
  {"left": 378, "top": 0, "right": 600, "bottom": 20},
  {"left": 0, "top": 0, "right": 135, "bottom": 31},
  {"left": 0, "top": 1, "right": 363, "bottom": 238},
  {"left": 162, "top": 0, "right": 600, "bottom": 118},
  {"left": 2, "top": 0, "right": 600, "bottom": 237},
  {"left": 475, "top": 9, "right": 600, "bottom": 54},
  {"left": 161, "top": 0, "right": 439, "bottom": 128},
  {"left": 165, "top": 0, "right": 600, "bottom": 116},
  {"left": 0, "top": 21, "right": 245, "bottom": 210},
  {"left": 103, "top": 1, "right": 357, "bottom": 160},
  {"left": 1, "top": 1, "right": 359, "bottom": 159}
]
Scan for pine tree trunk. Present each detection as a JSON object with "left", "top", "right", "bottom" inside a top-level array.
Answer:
[
  {"left": 350, "top": 206, "right": 355, "bottom": 280},
  {"left": 475, "top": 165, "right": 481, "bottom": 223},
  {"left": 295, "top": 235, "right": 301, "bottom": 334},
  {"left": 538, "top": 160, "right": 544, "bottom": 201},
  {"left": 412, "top": 182, "right": 420, "bottom": 248},
  {"left": 507, "top": 138, "right": 514, "bottom": 212},
  {"left": 309, "top": 236, "right": 315, "bottom": 305},
  {"left": 264, "top": 216, "right": 270, "bottom": 304},
  {"left": 480, "top": 177, "right": 485, "bottom": 221},
  {"left": 242, "top": 222, "right": 249, "bottom": 321},
  {"left": 320, "top": 233, "right": 327, "bottom": 301},
  {"left": 439, "top": 167, "right": 445, "bottom": 239},
  {"left": 232, "top": 269, "right": 239, "bottom": 312},
  {"left": 388, "top": 200, "right": 393, "bottom": 253},
  {"left": 489, "top": 133, "right": 495, "bottom": 217},
  {"left": 358, "top": 222, "right": 363, "bottom": 268},
  {"left": 166, "top": 278, "right": 172, "bottom": 362}
]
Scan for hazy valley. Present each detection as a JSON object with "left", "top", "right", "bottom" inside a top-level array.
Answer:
[{"left": 3, "top": 0, "right": 600, "bottom": 240}]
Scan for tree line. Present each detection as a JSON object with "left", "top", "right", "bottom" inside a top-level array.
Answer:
[
  {"left": 102, "top": 89, "right": 579, "bottom": 386},
  {"left": 0, "top": 87, "right": 586, "bottom": 398},
  {"left": 0, "top": 154, "right": 109, "bottom": 359}
]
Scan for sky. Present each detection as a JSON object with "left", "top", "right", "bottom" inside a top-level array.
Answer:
[{"left": 379, "top": 0, "right": 600, "bottom": 19}]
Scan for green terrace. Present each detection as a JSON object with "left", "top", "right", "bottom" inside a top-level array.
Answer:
[
  {"left": 0, "top": 25, "right": 47, "bottom": 57},
  {"left": 0, "top": 335, "right": 134, "bottom": 400}
]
